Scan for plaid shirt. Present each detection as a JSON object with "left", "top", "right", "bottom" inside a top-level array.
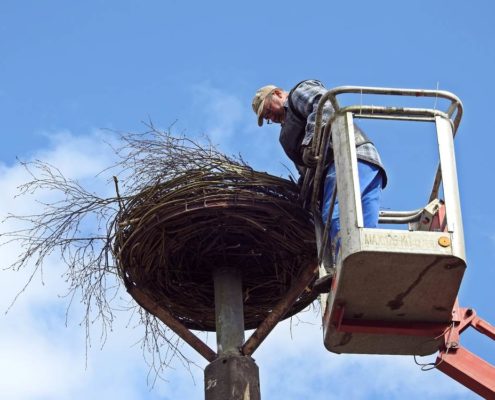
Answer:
[{"left": 279, "top": 79, "right": 387, "bottom": 186}]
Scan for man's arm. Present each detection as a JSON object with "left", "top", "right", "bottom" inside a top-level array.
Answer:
[{"left": 289, "top": 80, "right": 334, "bottom": 166}]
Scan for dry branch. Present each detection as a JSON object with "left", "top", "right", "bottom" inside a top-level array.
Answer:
[{"left": 1, "top": 124, "right": 317, "bottom": 377}]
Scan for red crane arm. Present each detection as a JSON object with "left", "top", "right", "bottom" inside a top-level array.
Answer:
[{"left": 435, "top": 306, "right": 495, "bottom": 399}]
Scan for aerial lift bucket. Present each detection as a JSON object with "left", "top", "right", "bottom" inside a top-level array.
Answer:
[{"left": 304, "top": 87, "right": 466, "bottom": 356}]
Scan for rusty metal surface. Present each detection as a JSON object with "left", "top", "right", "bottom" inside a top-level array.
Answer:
[
  {"left": 435, "top": 307, "right": 495, "bottom": 398},
  {"left": 242, "top": 262, "right": 318, "bottom": 356},
  {"left": 436, "top": 347, "right": 495, "bottom": 399},
  {"left": 126, "top": 285, "right": 216, "bottom": 362}
]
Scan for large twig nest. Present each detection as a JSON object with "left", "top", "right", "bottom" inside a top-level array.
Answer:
[{"left": 115, "top": 163, "right": 317, "bottom": 331}]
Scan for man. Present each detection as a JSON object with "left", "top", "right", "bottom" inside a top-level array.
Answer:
[{"left": 252, "top": 79, "right": 387, "bottom": 247}]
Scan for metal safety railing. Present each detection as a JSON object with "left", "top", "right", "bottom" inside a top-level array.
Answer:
[
  {"left": 302, "top": 85, "right": 463, "bottom": 223},
  {"left": 379, "top": 208, "right": 424, "bottom": 224},
  {"left": 299, "top": 86, "right": 464, "bottom": 269}
]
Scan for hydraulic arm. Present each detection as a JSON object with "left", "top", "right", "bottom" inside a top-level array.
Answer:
[{"left": 436, "top": 305, "right": 495, "bottom": 399}]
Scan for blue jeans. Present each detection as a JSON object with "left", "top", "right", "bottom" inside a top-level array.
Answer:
[{"left": 321, "top": 160, "right": 383, "bottom": 245}]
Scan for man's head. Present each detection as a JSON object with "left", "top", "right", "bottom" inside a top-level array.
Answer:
[{"left": 252, "top": 85, "right": 288, "bottom": 126}]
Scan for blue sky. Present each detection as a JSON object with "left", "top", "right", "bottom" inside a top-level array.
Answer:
[{"left": 1, "top": 1, "right": 494, "bottom": 399}]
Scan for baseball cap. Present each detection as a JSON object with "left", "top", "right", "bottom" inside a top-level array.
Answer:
[{"left": 252, "top": 85, "right": 277, "bottom": 126}]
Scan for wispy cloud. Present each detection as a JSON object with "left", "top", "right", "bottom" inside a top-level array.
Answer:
[
  {"left": 0, "top": 130, "right": 160, "bottom": 400},
  {"left": 190, "top": 81, "right": 245, "bottom": 146}
]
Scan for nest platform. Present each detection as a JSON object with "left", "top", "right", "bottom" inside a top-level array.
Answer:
[{"left": 115, "top": 164, "right": 317, "bottom": 331}]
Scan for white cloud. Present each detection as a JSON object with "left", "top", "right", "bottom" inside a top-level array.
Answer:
[
  {"left": 254, "top": 314, "right": 474, "bottom": 400},
  {"left": 190, "top": 82, "right": 245, "bottom": 146},
  {"left": 0, "top": 314, "right": 84, "bottom": 399},
  {"left": 35, "top": 130, "right": 115, "bottom": 179},
  {"left": 0, "top": 131, "right": 155, "bottom": 400}
]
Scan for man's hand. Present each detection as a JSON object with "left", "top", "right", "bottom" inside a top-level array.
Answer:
[{"left": 301, "top": 146, "right": 319, "bottom": 168}]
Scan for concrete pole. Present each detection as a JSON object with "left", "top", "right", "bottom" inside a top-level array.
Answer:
[
  {"left": 204, "top": 267, "right": 261, "bottom": 400},
  {"left": 213, "top": 267, "right": 245, "bottom": 355}
]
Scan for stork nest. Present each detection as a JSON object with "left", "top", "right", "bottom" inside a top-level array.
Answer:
[{"left": 115, "top": 163, "right": 317, "bottom": 331}]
